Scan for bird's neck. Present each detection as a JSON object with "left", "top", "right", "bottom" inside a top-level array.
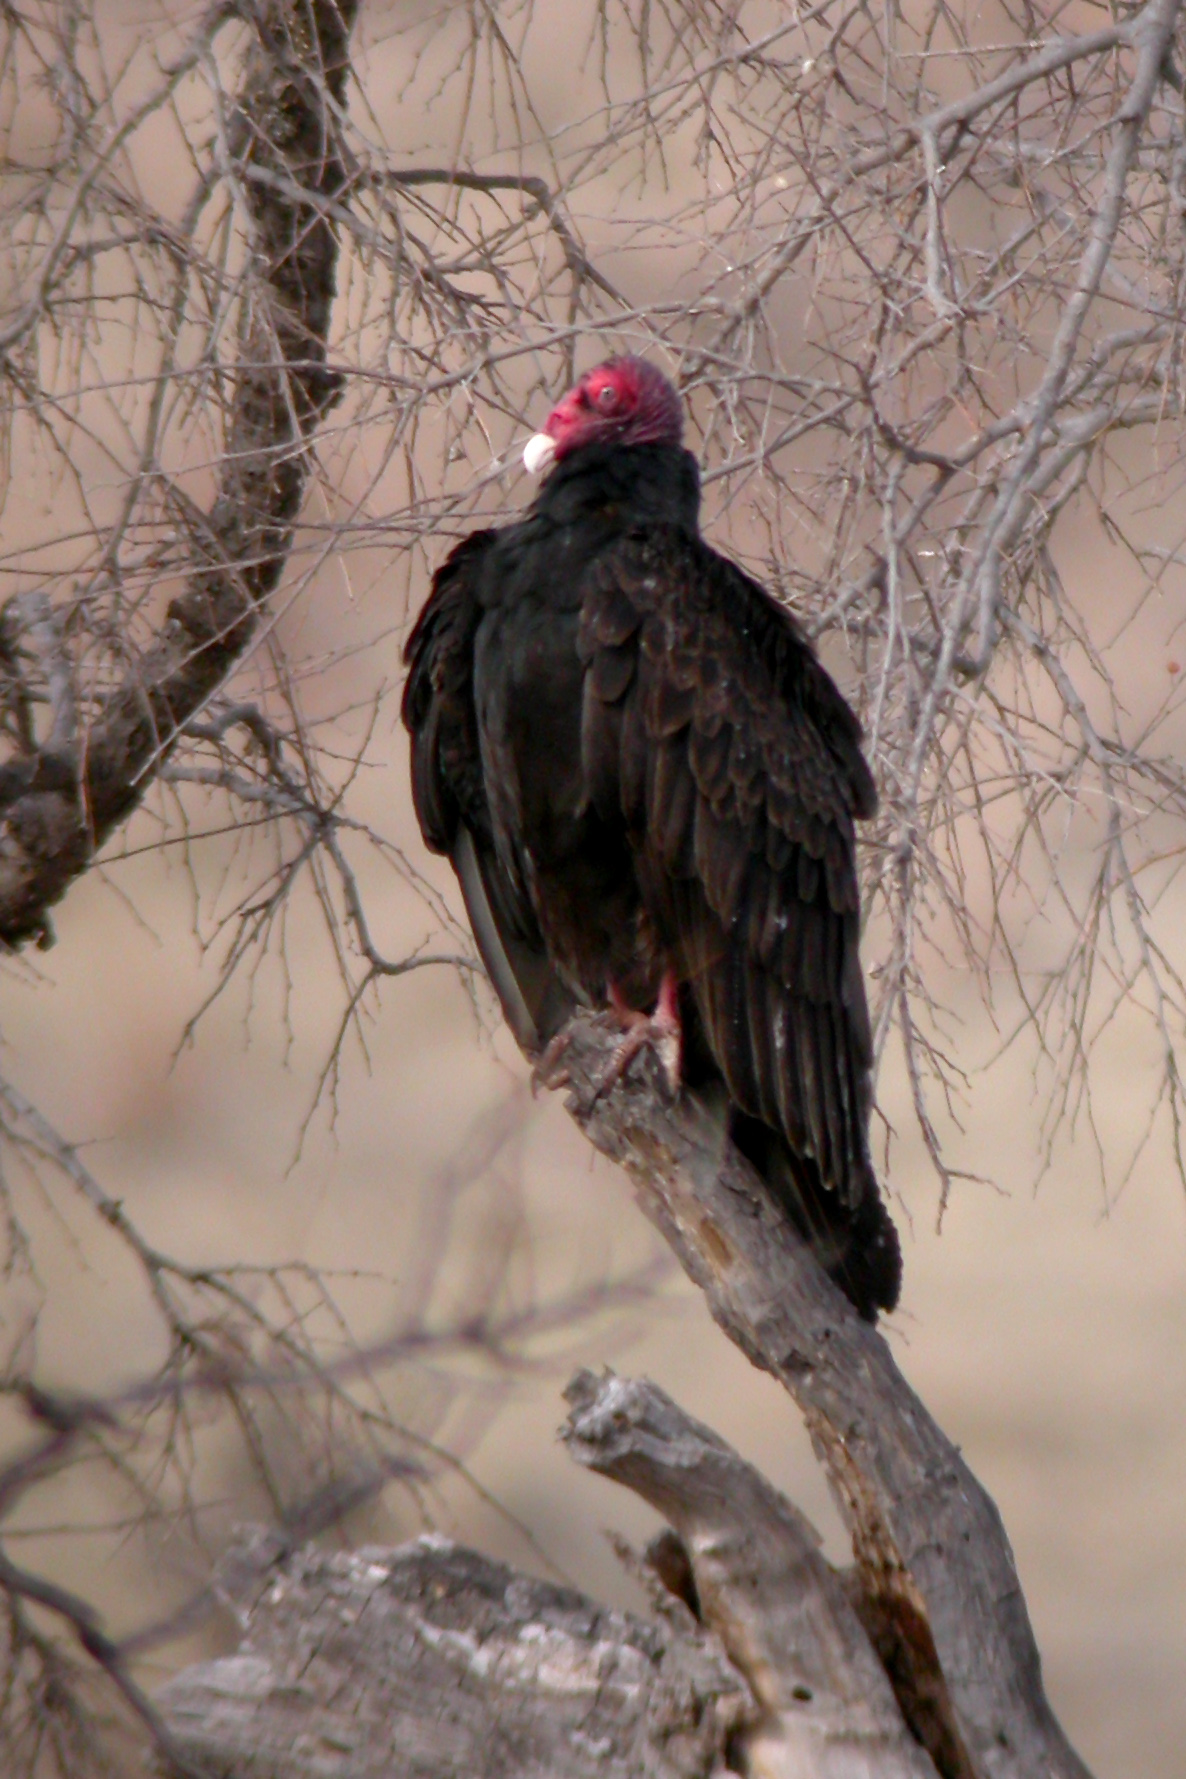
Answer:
[{"left": 533, "top": 441, "right": 701, "bottom": 533}]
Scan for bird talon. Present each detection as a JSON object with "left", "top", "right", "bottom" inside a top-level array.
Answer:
[
  {"left": 532, "top": 1029, "right": 573, "bottom": 1093},
  {"left": 593, "top": 981, "right": 683, "bottom": 1101}
]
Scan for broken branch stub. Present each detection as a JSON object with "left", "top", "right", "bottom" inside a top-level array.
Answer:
[{"left": 563, "top": 1367, "right": 943, "bottom": 1779}]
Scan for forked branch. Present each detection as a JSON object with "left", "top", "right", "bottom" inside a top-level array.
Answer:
[
  {"left": 153, "top": 1022, "right": 1096, "bottom": 1779},
  {"left": 554, "top": 1017, "right": 1093, "bottom": 1779}
]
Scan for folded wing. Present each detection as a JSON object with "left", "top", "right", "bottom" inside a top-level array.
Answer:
[
  {"left": 578, "top": 528, "right": 879, "bottom": 1208},
  {"left": 402, "top": 534, "right": 572, "bottom": 1053}
]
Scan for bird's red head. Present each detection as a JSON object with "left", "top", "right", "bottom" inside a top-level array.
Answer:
[{"left": 523, "top": 357, "right": 683, "bottom": 475}]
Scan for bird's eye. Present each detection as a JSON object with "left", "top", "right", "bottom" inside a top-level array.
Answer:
[{"left": 594, "top": 383, "right": 619, "bottom": 411}]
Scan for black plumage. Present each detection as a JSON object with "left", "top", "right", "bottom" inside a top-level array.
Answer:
[{"left": 402, "top": 360, "right": 900, "bottom": 1318}]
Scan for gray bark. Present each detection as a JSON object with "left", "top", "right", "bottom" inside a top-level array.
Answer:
[
  {"left": 155, "top": 1526, "right": 750, "bottom": 1779},
  {"left": 156, "top": 1362, "right": 950, "bottom": 1779},
  {"left": 554, "top": 1015, "right": 1090, "bottom": 1779},
  {"left": 563, "top": 1369, "right": 940, "bottom": 1779},
  {"left": 154, "top": 1016, "right": 1098, "bottom": 1779},
  {"left": 152, "top": 1017, "right": 1102, "bottom": 1779}
]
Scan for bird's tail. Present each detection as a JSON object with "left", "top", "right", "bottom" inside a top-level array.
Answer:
[{"left": 725, "top": 1107, "right": 901, "bottom": 1320}]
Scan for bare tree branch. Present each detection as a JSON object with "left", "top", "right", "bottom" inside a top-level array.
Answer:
[
  {"left": 552, "top": 1017, "right": 1093, "bottom": 1779},
  {"left": 2, "top": 3, "right": 1185, "bottom": 1771},
  {"left": 0, "top": 0, "right": 356, "bottom": 947},
  {"left": 563, "top": 1369, "right": 944, "bottom": 1779}
]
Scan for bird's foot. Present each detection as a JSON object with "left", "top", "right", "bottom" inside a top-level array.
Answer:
[
  {"left": 598, "top": 974, "right": 682, "bottom": 1099},
  {"left": 531, "top": 1028, "right": 573, "bottom": 1093}
]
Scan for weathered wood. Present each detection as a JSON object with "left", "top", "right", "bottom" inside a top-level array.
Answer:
[
  {"left": 157, "top": 1369, "right": 1010, "bottom": 1779},
  {"left": 563, "top": 1368, "right": 941, "bottom": 1779},
  {"left": 553, "top": 1013, "right": 1092, "bottom": 1779},
  {"left": 155, "top": 1528, "right": 750, "bottom": 1778}
]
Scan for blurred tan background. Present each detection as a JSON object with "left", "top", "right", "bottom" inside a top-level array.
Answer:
[{"left": 0, "top": 2, "right": 1183, "bottom": 1775}]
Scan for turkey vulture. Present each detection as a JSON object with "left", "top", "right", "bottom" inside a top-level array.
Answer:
[{"left": 402, "top": 358, "right": 900, "bottom": 1318}]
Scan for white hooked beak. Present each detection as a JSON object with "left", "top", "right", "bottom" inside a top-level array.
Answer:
[{"left": 522, "top": 431, "right": 557, "bottom": 475}]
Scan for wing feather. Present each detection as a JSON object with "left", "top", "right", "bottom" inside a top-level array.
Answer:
[
  {"left": 578, "top": 526, "right": 878, "bottom": 1206},
  {"left": 652, "top": 738, "right": 697, "bottom": 874},
  {"left": 402, "top": 532, "right": 496, "bottom": 855},
  {"left": 689, "top": 722, "right": 733, "bottom": 801},
  {"left": 590, "top": 639, "right": 637, "bottom": 704},
  {"left": 403, "top": 534, "right": 572, "bottom": 1051},
  {"left": 744, "top": 952, "right": 781, "bottom": 1130}
]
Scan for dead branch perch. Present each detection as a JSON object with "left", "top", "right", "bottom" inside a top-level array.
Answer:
[
  {"left": 554, "top": 1015, "right": 1093, "bottom": 1779},
  {"left": 151, "top": 1005, "right": 1098, "bottom": 1779}
]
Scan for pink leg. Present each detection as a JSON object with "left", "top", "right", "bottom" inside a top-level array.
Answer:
[{"left": 602, "top": 969, "right": 683, "bottom": 1096}]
